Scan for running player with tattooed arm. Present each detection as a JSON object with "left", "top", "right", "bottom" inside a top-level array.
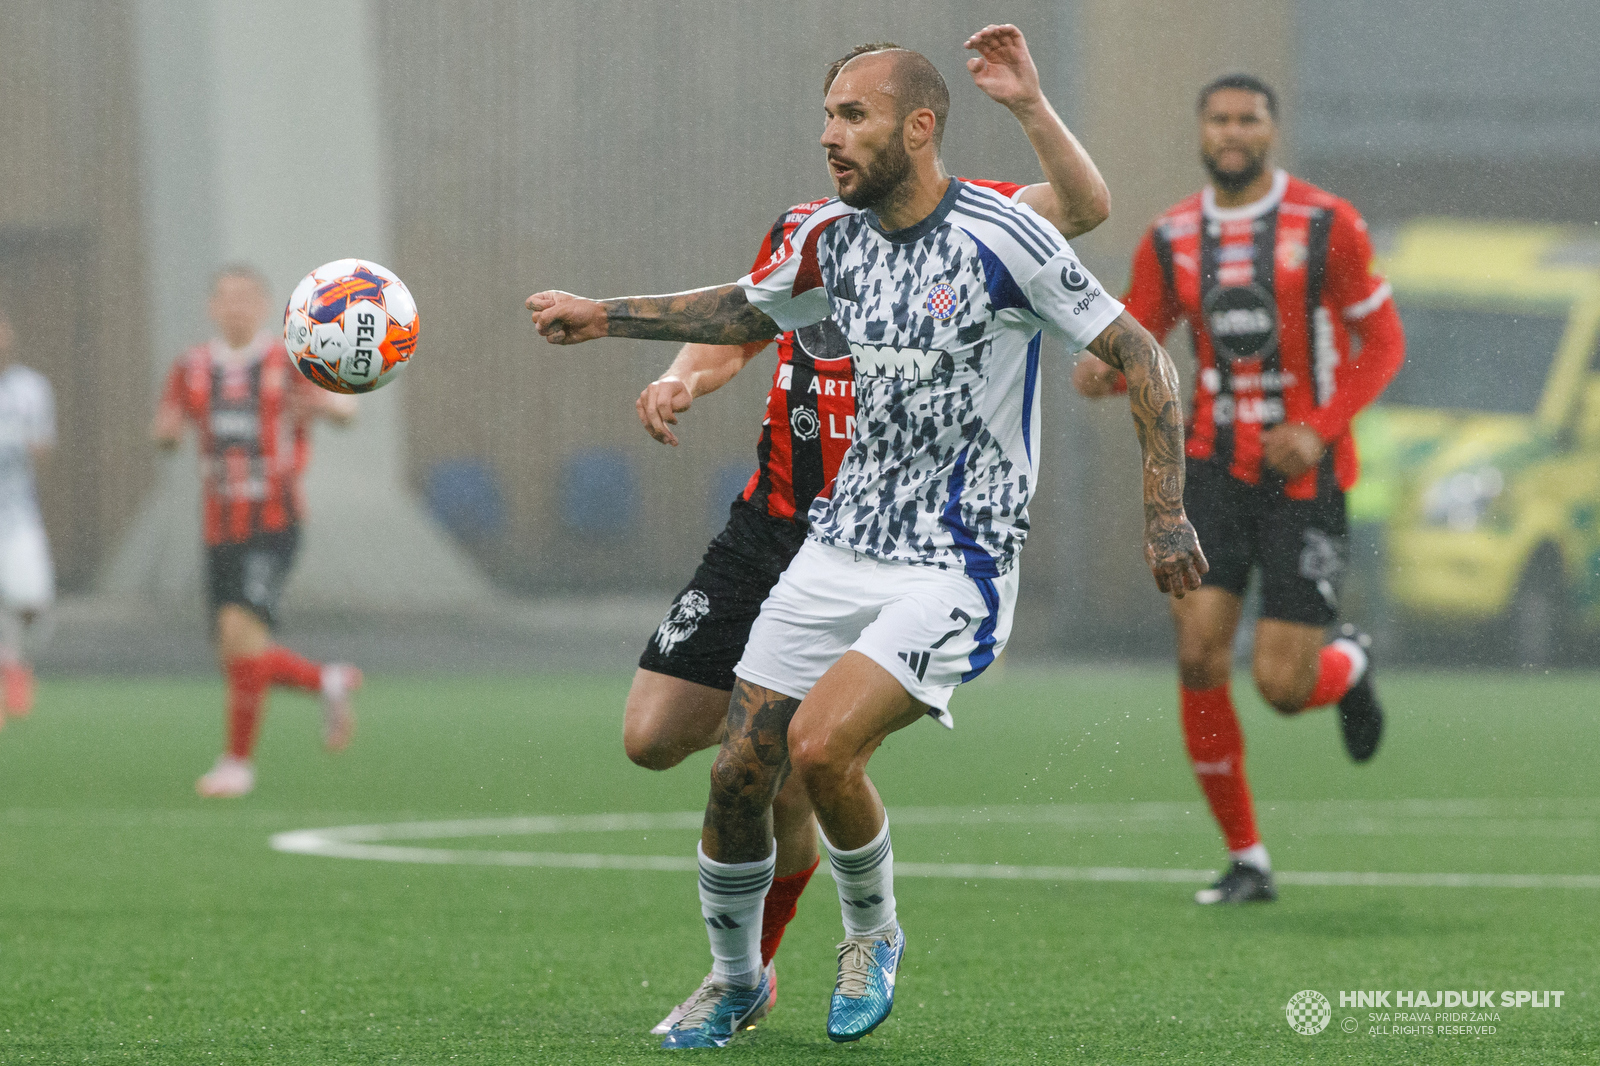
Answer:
[
  {"left": 626, "top": 25, "right": 1112, "bottom": 1037},
  {"left": 530, "top": 42, "right": 1202, "bottom": 1049},
  {"left": 1073, "top": 75, "right": 1405, "bottom": 905}
]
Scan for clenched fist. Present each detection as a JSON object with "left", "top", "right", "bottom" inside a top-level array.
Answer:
[{"left": 527, "top": 290, "right": 608, "bottom": 345}]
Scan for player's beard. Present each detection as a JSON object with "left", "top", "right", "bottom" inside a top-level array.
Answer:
[
  {"left": 836, "top": 134, "right": 914, "bottom": 212},
  {"left": 1202, "top": 144, "right": 1269, "bottom": 195}
]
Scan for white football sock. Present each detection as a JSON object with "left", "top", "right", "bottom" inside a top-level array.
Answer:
[
  {"left": 1230, "top": 842, "right": 1271, "bottom": 873},
  {"left": 697, "top": 842, "right": 774, "bottom": 989},
  {"left": 1331, "top": 637, "right": 1368, "bottom": 687},
  {"left": 826, "top": 818, "right": 897, "bottom": 938}
]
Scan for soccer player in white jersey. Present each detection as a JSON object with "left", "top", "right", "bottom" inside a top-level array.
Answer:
[
  {"left": 0, "top": 308, "right": 56, "bottom": 722},
  {"left": 529, "top": 41, "right": 1205, "bottom": 1049}
]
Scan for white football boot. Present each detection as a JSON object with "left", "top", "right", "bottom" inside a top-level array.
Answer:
[{"left": 196, "top": 756, "right": 255, "bottom": 798}]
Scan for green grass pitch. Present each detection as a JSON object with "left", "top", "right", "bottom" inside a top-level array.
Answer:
[{"left": 0, "top": 666, "right": 1596, "bottom": 1064}]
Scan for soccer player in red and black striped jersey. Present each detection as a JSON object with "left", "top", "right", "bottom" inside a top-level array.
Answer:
[
  {"left": 153, "top": 265, "right": 364, "bottom": 799},
  {"left": 1074, "top": 74, "right": 1405, "bottom": 905},
  {"left": 624, "top": 27, "right": 1112, "bottom": 1034}
]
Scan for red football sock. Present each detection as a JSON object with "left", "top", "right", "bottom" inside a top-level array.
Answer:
[
  {"left": 259, "top": 645, "right": 323, "bottom": 692},
  {"left": 1180, "top": 685, "right": 1260, "bottom": 851},
  {"left": 225, "top": 655, "right": 270, "bottom": 759},
  {"left": 760, "top": 857, "right": 819, "bottom": 966},
  {"left": 1305, "top": 643, "right": 1357, "bottom": 708}
]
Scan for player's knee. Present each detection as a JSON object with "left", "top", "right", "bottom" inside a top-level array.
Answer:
[
  {"left": 1254, "top": 666, "right": 1307, "bottom": 716},
  {"left": 622, "top": 700, "right": 687, "bottom": 771},
  {"left": 709, "top": 742, "right": 780, "bottom": 816},
  {"left": 622, "top": 722, "right": 683, "bottom": 771},
  {"left": 787, "top": 723, "right": 844, "bottom": 797}
]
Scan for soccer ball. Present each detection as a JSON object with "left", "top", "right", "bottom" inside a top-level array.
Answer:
[{"left": 283, "top": 259, "right": 419, "bottom": 393}]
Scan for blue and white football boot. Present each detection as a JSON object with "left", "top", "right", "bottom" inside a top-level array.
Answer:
[
  {"left": 651, "top": 961, "right": 775, "bottom": 1035},
  {"left": 658, "top": 970, "right": 771, "bottom": 1050},
  {"left": 826, "top": 925, "right": 905, "bottom": 1042}
]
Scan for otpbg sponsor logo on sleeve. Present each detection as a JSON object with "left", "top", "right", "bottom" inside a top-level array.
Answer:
[{"left": 1287, "top": 987, "right": 1566, "bottom": 1038}]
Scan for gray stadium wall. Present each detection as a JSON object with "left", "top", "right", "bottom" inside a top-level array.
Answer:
[{"left": 0, "top": 1, "right": 154, "bottom": 593}]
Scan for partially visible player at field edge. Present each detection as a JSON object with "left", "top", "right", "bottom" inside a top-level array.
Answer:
[
  {"left": 0, "top": 307, "right": 57, "bottom": 723},
  {"left": 152, "top": 265, "right": 364, "bottom": 799},
  {"left": 531, "top": 43, "right": 1201, "bottom": 1049},
  {"left": 629, "top": 25, "right": 1112, "bottom": 1037},
  {"left": 1073, "top": 74, "right": 1405, "bottom": 905}
]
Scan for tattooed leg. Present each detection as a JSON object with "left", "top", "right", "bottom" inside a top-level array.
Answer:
[{"left": 701, "top": 679, "right": 801, "bottom": 863}]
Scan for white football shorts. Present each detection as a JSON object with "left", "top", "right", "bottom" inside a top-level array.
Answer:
[
  {"left": 733, "top": 539, "right": 1018, "bottom": 726},
  {"left": 0, "top": 516, "right": 53, "bottom": 610}
]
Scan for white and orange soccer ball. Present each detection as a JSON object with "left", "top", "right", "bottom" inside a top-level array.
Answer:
[{"left": 283, "top": 258, "right": 419, "bottom": 393}]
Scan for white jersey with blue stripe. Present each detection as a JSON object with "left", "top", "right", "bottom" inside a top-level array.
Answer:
[{"left": 738, "top": 178, "right": 1125, "bottom": 575}]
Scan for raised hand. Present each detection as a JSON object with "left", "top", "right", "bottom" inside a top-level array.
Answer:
[
  {"left": 964, "top": 24, "right": 1042, "bottom": 112},
  {"left": 637, "top": 376, "right": 694, "bottom": 446},
  {"left": 526, "top": 290, "right": 609, "bottom": 345}
]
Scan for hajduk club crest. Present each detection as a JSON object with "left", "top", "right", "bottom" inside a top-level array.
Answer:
[{"left": 924, "top": 282, "right": 958, "bottom": 321}]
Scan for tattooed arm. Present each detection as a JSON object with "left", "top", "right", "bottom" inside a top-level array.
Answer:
[
  {"left": 526, "top": 284, "right": 780, "bottom": 347},
  {"left": 1085, "top": 311, "right": 1208, "bottom": 597}
]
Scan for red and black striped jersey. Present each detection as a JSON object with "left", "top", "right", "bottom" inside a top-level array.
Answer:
[
  {"left": 740, "top": 178, "right": 1028, "bottom": 524},
  {"left": 1125, "top": 170, "right": 1403, "bottom": 498},
  {"left": 160, "top": 337, "right": 322, "bottom": 546}
]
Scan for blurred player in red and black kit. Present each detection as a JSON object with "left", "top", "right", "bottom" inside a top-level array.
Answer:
[
  {"left": 1074, "top": 74, "right": 1405, "bottom": 904},
  {"left": 153, "top": 265, "right": 364, "bottom": 799},
  {"left": 625, "top": 26, "right": 1112, "bottom": 1031}
]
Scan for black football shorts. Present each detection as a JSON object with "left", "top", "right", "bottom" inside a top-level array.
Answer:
[
  {"left": 1184, "top": 458, "right": 1347, "bottom": 626},
  {"left": 206, "top": 526, "right": 300, "bottom": 630},
  {"left": 638, "top": 498, "right": 807, "bottom": 691}
]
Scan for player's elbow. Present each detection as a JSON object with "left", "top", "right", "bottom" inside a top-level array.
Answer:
[{"left": 1073, "top": 188, "right": 1111, "bottom": 237}]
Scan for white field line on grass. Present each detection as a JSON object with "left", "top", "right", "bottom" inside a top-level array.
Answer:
[{"left": 268, "top": 802, "right": 1600, "bottom": 890}]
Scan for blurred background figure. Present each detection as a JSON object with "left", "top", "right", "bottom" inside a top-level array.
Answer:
[
  {"left": 1073, "top": 73, "right": 1404, "bottom": 905},
  {"left": 152, "top": 266, "right": 362, "bottom": 798},
  {"left": 0, "top": 308, "right": 57, "bottom": 722}
]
